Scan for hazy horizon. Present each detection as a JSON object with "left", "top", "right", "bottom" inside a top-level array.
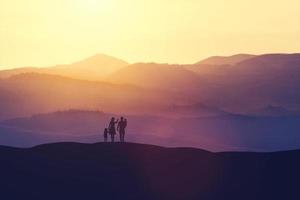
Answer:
[
  {"left": 1, "top": 0, "right": 300, "bottom": 69},
  {"left": 1, "top": 52, "right": 300, "bottom": 70},
  {"left": 0, "top": 1, "right": 300, "bottom": 152}
]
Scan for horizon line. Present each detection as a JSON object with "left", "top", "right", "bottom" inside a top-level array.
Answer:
[{"left": 1, "top": 52, "right": 300, "bottom": 70}]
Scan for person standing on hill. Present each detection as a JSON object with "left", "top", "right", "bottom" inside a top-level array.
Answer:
[
  {"left": 117, "top": 117, "right": 127, "bottom": 143},
  {"left": 108, "top": 117, "right": 118, "bottom": 142},
  {"left": 103, "top": 128, "right": 108, "bottom": 142},
  {"left": 124, "top": 118, "right": 127, "bottom": 141}
]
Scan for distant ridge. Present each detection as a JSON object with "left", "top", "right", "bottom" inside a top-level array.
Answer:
[
  {"left": 1, "top": 53, "right": 300, "bottom": 119},
  {"left": 71, "top": 53, "right": 128, "bottom": 66},
  {"left": 55, "top": 53, "right": 129, "bottom": 75},
  {"left": 107, "top": 62, "right": 203, "bottom": 89},
  {"left": 197, "top": 54, "right": 256, "bottom": 65},
  {"left": 0, "top": 54, "right": 129, "bottom": 80},
  {"left": 237, "top": 53, "right": 300, "bottom": 66}
]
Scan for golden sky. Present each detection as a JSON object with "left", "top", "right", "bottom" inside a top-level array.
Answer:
[{"left": 1, "top": 0, "right": 300, "bottom": 69}]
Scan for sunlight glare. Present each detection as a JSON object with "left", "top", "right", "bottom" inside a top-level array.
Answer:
[{"left": 75, "top": 0, "right": 113, "bottom": 12}]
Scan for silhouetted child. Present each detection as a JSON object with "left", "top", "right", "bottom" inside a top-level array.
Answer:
[{"left": 104, "top": 128, "right": 108, "bottom": 142}]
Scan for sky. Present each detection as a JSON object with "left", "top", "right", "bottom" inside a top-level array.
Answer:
[{"left": 0, "top": 0, "right": 300, "bottom": 69}]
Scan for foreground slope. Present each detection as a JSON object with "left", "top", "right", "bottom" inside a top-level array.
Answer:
[{"left": 0, "top": 142, "right": 299, "bottom": 200}]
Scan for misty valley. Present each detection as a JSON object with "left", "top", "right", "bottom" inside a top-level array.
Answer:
[{"left": 0, "top": 53, "right": 300, "bottom": 152}]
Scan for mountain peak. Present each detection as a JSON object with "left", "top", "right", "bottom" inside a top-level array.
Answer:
[
  {"left": 44, "top": 54, "right": 130, "bottom": 80},
  {"left": 72, "top": 53, "right": 129, "bottom": 66}
]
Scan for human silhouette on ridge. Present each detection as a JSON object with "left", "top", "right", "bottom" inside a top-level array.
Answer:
[
  {"left": 108, "top": 117, "right": 118, "bottom": 142},
  {"left": 103, "top": 128, "right": 108, "bottom": 142},
  {"left": 117, "top": 117, "right": 127, "bottom": 142}
]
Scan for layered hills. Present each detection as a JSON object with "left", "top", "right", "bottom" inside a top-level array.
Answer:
[{"left": 0, "top": 53, "right": 299, "bottom": 151}]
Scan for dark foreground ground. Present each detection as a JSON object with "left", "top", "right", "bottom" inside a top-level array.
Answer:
[{"left": 0, "top": 142, "right": 299, "bottom": 200}]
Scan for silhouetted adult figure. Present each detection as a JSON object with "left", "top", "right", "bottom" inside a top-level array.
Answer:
[
  {"left": 117, "top": 117, "right": 127, "bottom": 142},
  {"left": 124, "top": 118, "right": 127, "bottom": 141},
  {"left": 108, "top": 117, "right": 118, "bottom": 142},
  {"left": 103, "top": 128, "right": 108, "bottom": 142}
]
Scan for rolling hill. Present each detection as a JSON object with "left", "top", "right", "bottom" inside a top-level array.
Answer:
[
  {"left": 0, "top": 54, "right": 129, "bottom": 80},
  {"left": 0, "top": 73, "right": 183, "bottom": 120},
  {"left": 184, "top": 54, "right": 300, "bottom": 113},
  {"left": 196, "top": 54, "right": 256, "bottom": 65},
  {"left": 0, "top": 53, "right": 299, "bottom": 117},
  {"left": 107, "top": 63, "right": 204, "bottom": 91},
  {"left": 50, "top": 54, "right": 129, "bottom": 80},
  {"left": 0, "top": 142, "right": 299, "bottom": 200}
]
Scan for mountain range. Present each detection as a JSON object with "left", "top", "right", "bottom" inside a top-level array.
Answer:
[
  {"left": 196, "top": 54, "right": 256, "bottom": 65},
  {"left": 1, "top": 53, "right": 299, "bottom": 116},
  {"left": 0, "top": 54, "right": 128, "bottom": 80},
  {"left": 0, "top": 73, "right": 182, "bottom": 120},
  {"left": 0, "top": 53, "right": 300, "bottom": 150}
]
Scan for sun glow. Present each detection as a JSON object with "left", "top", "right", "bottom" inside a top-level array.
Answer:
[
  {"left": 0, "top": 0, "right": 299, "bottom": 68},
  {"left": 74, "top": 0, "right": 114, "bottom": 12}
]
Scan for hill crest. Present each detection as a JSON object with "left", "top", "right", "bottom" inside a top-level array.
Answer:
[{"left": 0, "top": 142, "right": 299, "bottom": 200}]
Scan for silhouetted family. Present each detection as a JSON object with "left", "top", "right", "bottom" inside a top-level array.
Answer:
[{"left": 104, "top": 117, "right": 127, "bottom": 143}]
